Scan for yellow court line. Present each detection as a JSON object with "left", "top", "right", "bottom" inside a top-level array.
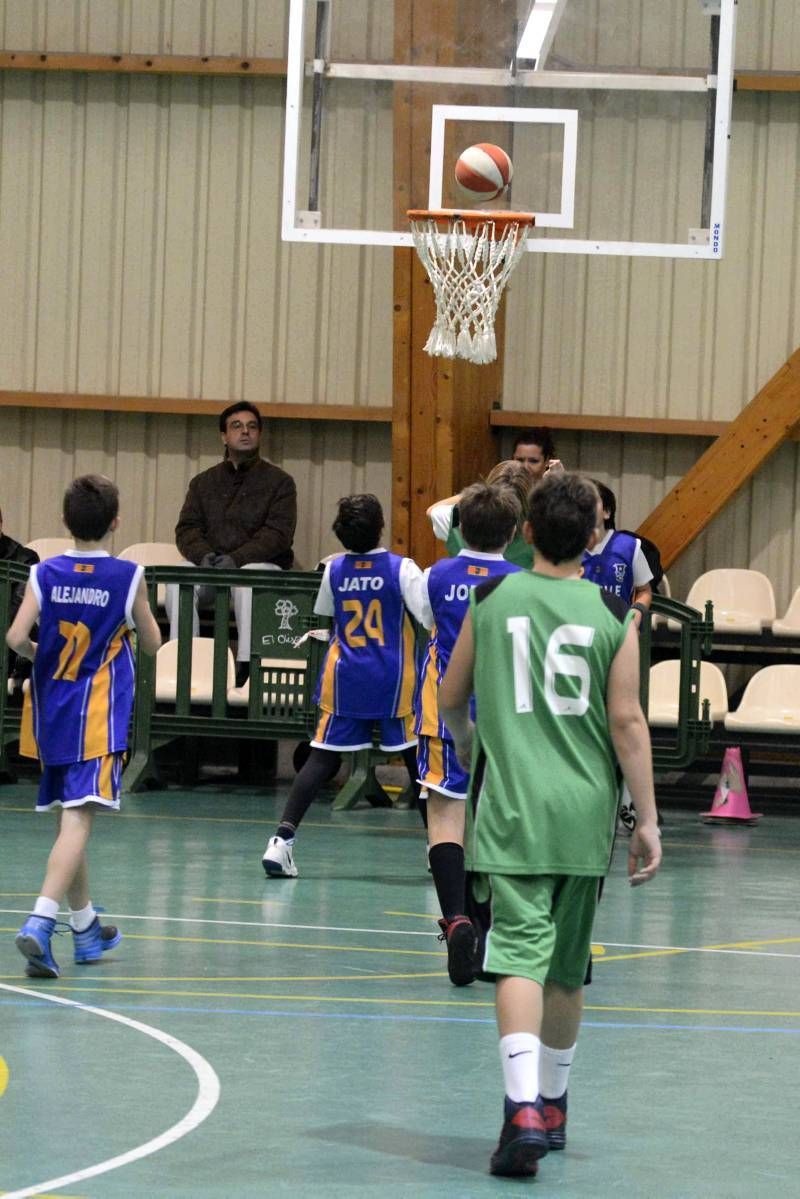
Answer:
[
  {"left": 11, "top": 982, "right": 800, "bottom": 1020},
  {"left": 190, "top": 897, "right": 290, "bottom": 906},
  {"left": 15, "top": 983, "right": 495, "bottom": 1007},
  {"left": 595, "top": 936, "right": 800, "bottom": 965},
  {"left": 9, "top": 801, "right": 800, "bottom": 851},
  {"left": 0, "top": 1055, "right": 8, "bottom": 1099},
  {"left": 705, "top": 936, "right": 800, "bottom": 950},
  {"left": 0, "top": 892, "right": 40, "bottom": 898},
  {"left": 586, "top": 1002, "right": 800, "bottom": 1018},
  {"left": 384, "top": 910, "right": 438, "bottom": 920},
  {"left": 0, "top": 927, "right": 443, "bottom": 957},
  {"left": 0, "top": 804, "right": 425, "bottom": 836},
  {"left": 595, "top": 947, "right": 689, "bottom": 964},
  {"left": 0, "top": 971, "right": 445, "bottom": 984}
]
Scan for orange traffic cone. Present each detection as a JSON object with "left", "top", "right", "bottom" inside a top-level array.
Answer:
[{"left": 702, "top": 746, "right": 762, "bottom": 825}]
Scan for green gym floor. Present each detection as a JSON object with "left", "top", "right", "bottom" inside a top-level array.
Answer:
[{"left": 0, "top": 781, "right": 798, "bottom": 1198}]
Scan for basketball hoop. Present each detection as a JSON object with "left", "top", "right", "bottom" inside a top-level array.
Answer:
[{"left": 407, "top": 209, "right": 535, "bottom": 365}]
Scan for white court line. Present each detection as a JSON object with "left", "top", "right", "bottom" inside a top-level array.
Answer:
[
  {"left": 0, "top": 983, "right": 220, "bottom": 1199},
  {"left": 0, "top": 908, "right": 434, "bottom": 939},
  {"left": 1, "top": 911, "right": 797, "bottom": 959}
]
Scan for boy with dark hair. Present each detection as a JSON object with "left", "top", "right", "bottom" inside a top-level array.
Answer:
[
  {"left": 441, "top": 472, "right": 661, "bottom": 1179},
  {"left": 416, "top": 482, "right": 522, "bottom": 985},
  {"left": 261, "top": 494, "right": 428, "bottom": 877},
  {"left": 581, "top": 480, "right": 653, "bottom": 609},
  {"left": 7, "top": 475, "right": 161, "bottom": 979}
]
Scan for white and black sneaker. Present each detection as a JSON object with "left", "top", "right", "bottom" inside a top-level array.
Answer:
[
  {"left": 262, "top": 836, "right": 298, "bottom": 878},
  {"left": 618, "top": 800, "right": 637, "bottom": 833}
]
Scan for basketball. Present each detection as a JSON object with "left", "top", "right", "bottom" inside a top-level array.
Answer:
[{"left": 454, "top": 143, "right": 513, "bottom": 201}]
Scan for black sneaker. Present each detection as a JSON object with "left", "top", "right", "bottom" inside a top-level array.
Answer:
[
  {"left": 490, "top": 1096, "right": 549, "bottom": 1177},
  {"left": 542, "top": 1091, "right": 567, "bottom": 1150},
  {"left": 437, "top": 916, "right": 478, "bottom": 987}
]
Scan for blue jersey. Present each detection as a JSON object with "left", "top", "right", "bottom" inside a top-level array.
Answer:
[
  {"left": 581, "top": 531, "right": 638, "bottom": 605},
  {"left": 416, "top": 552, "right": 520, "bottom": 738},
  {"left": 27, "top": 552, "right": 142, "bottom": 765},
  {"left": 314, "top": 551, "right": 418, "bottom": 719}
]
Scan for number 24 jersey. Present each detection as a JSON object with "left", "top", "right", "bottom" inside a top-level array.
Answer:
[{"left": 313, "top": 549, "right": 427, "bottom": 719}]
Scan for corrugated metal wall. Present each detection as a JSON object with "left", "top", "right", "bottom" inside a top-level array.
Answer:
[{"left": 1, "top": 2, "right": 800, "bottom": 600}]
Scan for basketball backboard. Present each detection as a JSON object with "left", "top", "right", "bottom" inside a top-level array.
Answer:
[{"left": 282, "top": 0, "right": 736, "bottom": 258}]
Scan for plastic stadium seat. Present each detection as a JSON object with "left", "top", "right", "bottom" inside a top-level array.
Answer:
[
  {"left": 24, "top": 537, "right": 73, "bottom": 560},
  {"left": 155, "top": 638, "right": 234, "bottom": 705},
  {"left": 118, "top": 542, "right": 187, "bottom": 608},
  {"left": 724, "top": 665, "right": 800, "bottom": 733},
  {"left": 681, "top": 569, "right": 776, "bottom": 634},
  {"left": 648, "top": 659, "right": 728, "bottom": 727},
  {"left": 772, "top": 587, "right": 800, "bottom": 638}
]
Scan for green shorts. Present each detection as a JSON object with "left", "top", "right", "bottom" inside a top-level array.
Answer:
[{"left": 473, "top": 872, "right": 601, "bottom": 988}]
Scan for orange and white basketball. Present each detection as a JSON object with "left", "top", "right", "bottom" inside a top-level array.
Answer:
[{"left": 454, "top": 143, "right": 513, "bottom": 201}]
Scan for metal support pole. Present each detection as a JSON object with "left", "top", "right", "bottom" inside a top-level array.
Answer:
[
  {"left": 308, "top": 0, "right": 331, "bottom": 213},
  {"left": 701, "top": 15, "right": 721, "bottom": 230}
]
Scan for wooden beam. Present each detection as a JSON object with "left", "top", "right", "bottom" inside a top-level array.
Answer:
[
  {"left": 491, "top": 410, "right": 730, "bottom": 438},
  {"left": 637, "top": 349, "right": 800, "bottom": 570},
  {"left": 735, "top": 71, "right": 800, "bottom": 93},
  {"left": 0, "top": 391, "right": 391, "bottom": 422},
  {"left": 391, "top": 0, "right": 515, "bottom": 563},
  {"left": 0, "top": 51, "right": 287, "bottom": 77}
]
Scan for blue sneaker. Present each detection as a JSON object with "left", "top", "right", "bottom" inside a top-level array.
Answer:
[
  {"left": 15, "top": 914, "right": 60, "bottom": 979},
  {"left": 72, "top": 917, "right": 122, "bottom": 964}
]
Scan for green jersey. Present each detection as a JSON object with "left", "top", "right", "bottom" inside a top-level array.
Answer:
[{"left": 465, "top": 570, "right": 633, "bottom": 877}]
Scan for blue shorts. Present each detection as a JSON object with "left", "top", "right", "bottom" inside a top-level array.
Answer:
[
  {"left": 36, "top": 753, "right": 124, "bottom": 812},
  {"left": 417, "top": 734, "right": 469, "bottom": 799},
  {"left": 311, "top": 711, "right": 417, "bottom": 752}
]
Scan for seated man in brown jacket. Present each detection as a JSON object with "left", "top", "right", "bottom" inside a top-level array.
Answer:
[{"left": 166, "top": 402, "right": 297, "bottom": 683}]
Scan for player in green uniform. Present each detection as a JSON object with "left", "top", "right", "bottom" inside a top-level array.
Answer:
[{"left": 440, "top": 471, "right": 661, "bottom": 1180}]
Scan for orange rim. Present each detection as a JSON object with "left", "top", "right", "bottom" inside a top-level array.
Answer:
[{"left": 407, "top": 208, "right": 535, "bottom": 231}]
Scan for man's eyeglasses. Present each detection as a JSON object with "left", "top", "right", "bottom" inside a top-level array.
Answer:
[{"left": 228, "top": 421, "right": 260, "bottom": 433}]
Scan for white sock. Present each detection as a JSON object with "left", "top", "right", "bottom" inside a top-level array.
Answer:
[
  {"left": 69, "top": 902, "right": 96, "bottom": 933},
  {"left": 499, "top": 1033, "right": 540, "bottom": 1103},
  {"left": 33, "top": 896, "right": 59, "bottom": 921},
  {"left": 539, "top": 1043, "right": 576, "bottom": 1099}
]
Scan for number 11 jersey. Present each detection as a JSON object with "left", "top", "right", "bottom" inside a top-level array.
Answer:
[
  {"left": 28, "top": 551, "right": 142, "bottom": 765},
  {"left": 313, "top": 549, "right": 426, "bottom": 719}
]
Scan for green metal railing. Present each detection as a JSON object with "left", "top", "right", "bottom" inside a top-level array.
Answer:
[
  {"left": 0, "top": 560, "right": 29, "bottom": 775},
  {"left": 0, "top": 560, "right": 716, "bottom": 796},
  {"left": 640, "top": 594, "right": 715, "bottom": 770},
  {"left": 124, "top": 565, "right": 330, "bottom": 791}
]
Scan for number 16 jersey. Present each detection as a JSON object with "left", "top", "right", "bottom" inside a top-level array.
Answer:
[
  {"left": 28, "top": 551, "right": 143, "bottom": 765},
  {"left": 313, "top": 549, "right": 427, "bottom": 719},
  {"left": 467, "top": 570, "right": 633, "bottom": 877}
]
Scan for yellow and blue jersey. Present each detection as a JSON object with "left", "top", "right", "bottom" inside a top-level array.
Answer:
[
  {"left": 416, "top": 551, "right": 520, "bottom": 738},
  {"left": 313, "top": 550, "right": 421, "bottom": 719},
  {"left": 27, "top": 552, "right": 142, "bottom": 765}
]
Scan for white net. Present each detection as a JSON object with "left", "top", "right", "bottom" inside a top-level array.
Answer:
[{"left": 408, "top": 214, "right": 532, "bottom": 365}]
